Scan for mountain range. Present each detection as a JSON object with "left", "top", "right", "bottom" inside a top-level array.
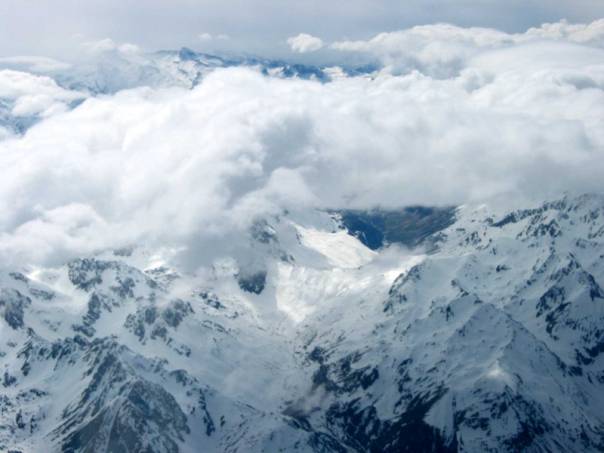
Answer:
[{"left": 2, "top": 193, "right": 604, "bottom": 452}]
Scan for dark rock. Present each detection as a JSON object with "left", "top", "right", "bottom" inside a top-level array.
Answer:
[
  {"left": 161, "top": 300, "right": 193, "bottom": 328},
  {"left": 0, "top": 289, "right": 31, "bottom": 329},
  {"left": 237, "top": 270, "right": 267, "bottom": 294}
]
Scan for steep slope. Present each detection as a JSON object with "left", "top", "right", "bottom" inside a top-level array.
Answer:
[
  {"left": 1, "top": 195, "right": 604, "bottom": 452},
  {"left": 295, "top": 194, "right": 604, "bottom": 452}
]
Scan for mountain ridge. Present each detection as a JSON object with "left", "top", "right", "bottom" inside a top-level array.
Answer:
[{"left": 1, "top": 194, "right": 604, "bottom": 452}]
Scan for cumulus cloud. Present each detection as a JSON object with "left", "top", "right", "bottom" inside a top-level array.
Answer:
[
  {"left": 0, "top": 20, "right": 603, "bottom": 267},
  {"left": 199, "top": 33, "right": 230, "bottom": 42},
  {"left": 0, "top": 70, "right": 83, "bottom": 117},
  {"left": 287, "top": 33, "right": 324, "bottom": 53},
  {"left": 81, "top": 38, "right": 141, "bottom": 55},
  {"left": 526, "top": 18, "right": 604, "bottom": 44},
  {"left": 331, "top": 19, "right": 604, "bottom": 77}
]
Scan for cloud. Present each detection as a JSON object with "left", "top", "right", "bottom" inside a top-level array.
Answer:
[
  {"left": 0, "top": 20, "right": 603, "bottom": 268},
  {"left": 287, "top": 33, "right": 324, "bottom": 53},
  {"left": 330, "top": 19, "right": 604, "bottom": 77},
  {"left": 526, "top": 18, "right": 604, "bottom": 45},
  {"left": 199, "top": 33, "right": 230, "bottom": 42},
  {"left": 0, "top": 70, "right": 83, "bottom": 117},
  {"left": 81, "top": 38, "right": 141, "bottom": 55},
  {"left": 0, "top": 56, "right": 71, "bottom": 73}
]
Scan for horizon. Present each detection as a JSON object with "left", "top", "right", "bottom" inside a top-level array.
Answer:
[{"left": 1, "top": 0, "right": 604, "bottom": 60}]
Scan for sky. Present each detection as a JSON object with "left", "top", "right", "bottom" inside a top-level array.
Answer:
[{"left": 1, "top": 0, "right": 604, "bottom": 57}]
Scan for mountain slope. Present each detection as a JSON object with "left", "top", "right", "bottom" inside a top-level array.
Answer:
[{"left": 2, "top": 194, "right": 604, "bottom": 452}]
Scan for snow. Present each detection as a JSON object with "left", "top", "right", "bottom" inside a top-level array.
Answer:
[
  {"left": 295, "top": 225, "right": 377, "bottom": 269},
  {"left": 3, "top": 195, "right": 604, "bottom": 452}
]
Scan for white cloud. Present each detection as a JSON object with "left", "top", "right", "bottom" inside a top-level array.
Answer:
[
  {"left": 199, "top": 33, "right": 230, "bottom": 42},
  {"left": 0, "top": 56, "right": 71, "bottom": 73},
  {"left": 81, "top": 38, "right": 141, "bottom": 55},
  {"left": 330, "top": 19, "right": 604, "bottom": 77},
  {"left": 526, "top": 18, "right": 604, "bottom": 45},
  {"left": 0, "top": 70, "right": 83, "bottom": 116},
  {"left": 0, "top": 20, "right": 603, "bottom": 267},
  {"left": 287, "top": 33, "right": 324, "bottom": 53}
]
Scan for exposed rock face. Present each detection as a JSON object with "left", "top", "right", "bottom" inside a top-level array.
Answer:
[
  {"left": 58, "top": 343, "right": 192, "bottom": 453},
  {"left": 237, "top": 271, "right": 267, "bottom": 294},
  {"left": 0, "top": 289, "right": 30, "bottom": 329},
  {"left": 1, "top": 195, "right": 604, "bottom": 452}
]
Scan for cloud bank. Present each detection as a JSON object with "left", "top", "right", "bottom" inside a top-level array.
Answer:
[
  {"left": 330, "top": 19, "right": 604, "bottom": 76},
  {"left": 0, "top": 20, "right": 603, "bottom": 267}
]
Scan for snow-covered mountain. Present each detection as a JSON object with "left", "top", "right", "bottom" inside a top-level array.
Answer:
[
  {"left": 2, "top": 193, "right": 604, "bottom": 452},
  {"left": 53, "top": 47, "right": 338, "bottom": 95},
  {"left": 0, "top": 47, "right": 373, "bottom": 140},
  {"left": 0, "top": 47, "right": 367, "bottom": 96}
]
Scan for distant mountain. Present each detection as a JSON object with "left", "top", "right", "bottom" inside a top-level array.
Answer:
[
  {"left": 0, "top": 47, "right": 373, "bottom": 95},
  {"left": 2, "top": 194, "right": 604, "bottom": 452},
  {"left": 0, "top": 48, "right": 375, "bottom": 137},
  {"left": 52, "top": 47, "right": 336, "bottom": 94}
]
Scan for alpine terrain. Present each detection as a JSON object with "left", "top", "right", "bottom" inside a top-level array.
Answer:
[
  {"left": 2, "top": 194, "right": 604, "bottom": 452},
  {"left": 2, "top": 11, "right": 604, "bottom": 453}
]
